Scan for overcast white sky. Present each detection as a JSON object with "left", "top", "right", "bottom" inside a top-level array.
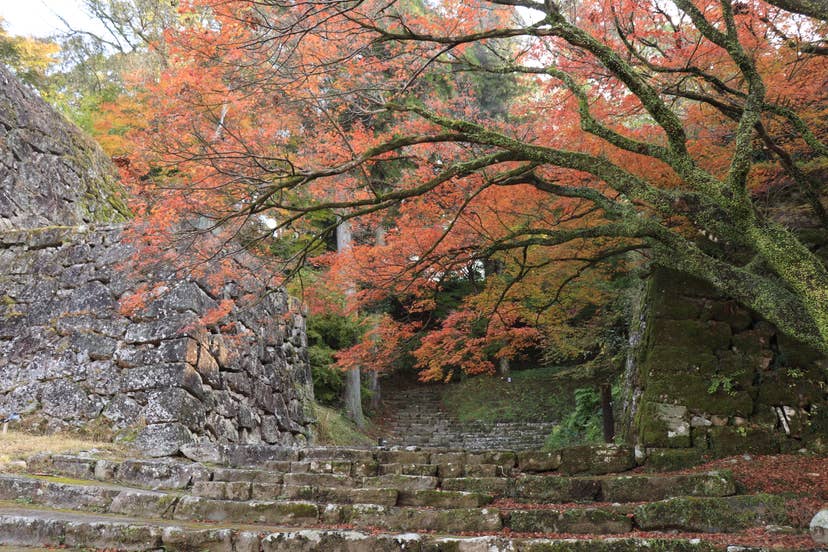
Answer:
[{"left": 0, "top": 0, "right": 104, "bottom": 38}]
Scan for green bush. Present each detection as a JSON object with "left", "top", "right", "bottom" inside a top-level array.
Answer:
[
  {"left": 307, "top": 314, "right": 363, "bottom": 405},
  {"left": 544, "top": 384, "right": 619, "bottom": 449}
]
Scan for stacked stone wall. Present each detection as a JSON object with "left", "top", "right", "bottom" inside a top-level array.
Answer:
[
  {"left": 0, "top": 225, "right": 314, "bottom": 456},
  {"left": 621, "top": 266, "right": 828, "bottom": 467},
  {"left": 0, "top": 63, "right": 314, "bottom": 456},
  {"left": 0, "top": 66, "right": 129, "bottom": 230}
]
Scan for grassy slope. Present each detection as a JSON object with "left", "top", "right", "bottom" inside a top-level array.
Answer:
[
  {"left": 439, "top": 366, "right": 594, "bottom": 424},
  {"left": 312, "top": 404, "right": 375, "bottom": 447},
  {"left": 0, "top": 431, "right": 128, "bottom": 462}
]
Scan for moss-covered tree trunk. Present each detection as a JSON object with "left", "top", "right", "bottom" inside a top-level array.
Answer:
[{"left": 750, "top": 224, "right": 828, "bottom": 347}]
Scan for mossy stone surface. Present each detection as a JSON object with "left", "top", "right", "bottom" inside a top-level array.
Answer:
[
  {"left": 363, "top": 475, "right": 438, "bottom": 491},
  {"left": 397, "top": 489, "right": 492, "bottom": 508},
  {"left": 649, "top": 320, "right": 731, "bottom": 352},
  {"left": 558, "top": 445, "right": 636, "bottom": 475},
  {"left": 756, "top": 363, "right": 825, "bottom": 406},
  {"left": 643, "top": 448, "right": 710, "bottom": 471},
  {"left": 634, "top": 494, "right": 788, "bottom": 532},
  {"left": 441, "top": 477, "right": 511, "bottom": 495},
  {"left": 517, "top": 450, "right": 562, "bottom": 472},
  {"left": 172, "top": 495, "right": 319, "bottom": 524},
  {"left": 637, "top": 403, "right": 691, "bottom": 448},
  {"left": 707, "top": 426, "right": 781, "bottom": 457},
  {"left": 601, "top": 471, "right": 735, "bottom": 502},
  {"left": 508, "top": 508, "right": 632, "bottom": 534},
  {"left": 351, "top": 506, "right": 503, "bottom": 533},
  {"left": 512, "top": 475, "right": 601, "bottom": 503}
]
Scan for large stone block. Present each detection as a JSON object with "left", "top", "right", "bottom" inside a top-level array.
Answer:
[
  {"left": 634, "top": 494, "right": 788, "bottom": 532},
  {"left": 513, "top": 475, "right": 601, "bottom": 503},
  {"left": 142, "top": 388, "right": 206, "bottom": 430},
  {"left": 133, "top": 423, "right": 193, "bottom": 457},
  {"left": 558, "top": 445, "right": 635, "bottom": 475},
  {"left": 509, "top": 508, "right": 632, "bottom": 534}
]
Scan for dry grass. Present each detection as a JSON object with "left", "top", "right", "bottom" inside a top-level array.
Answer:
[{"left": 0, "top": 430, "right": 130, "bottom": 464}]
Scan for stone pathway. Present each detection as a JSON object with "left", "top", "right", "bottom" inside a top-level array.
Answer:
[
  {"left": 379, "top": 383, "right": 556, "bottom": 449},
  {"left": 0, "top": 443, "right": 819, "bottom": 550}
]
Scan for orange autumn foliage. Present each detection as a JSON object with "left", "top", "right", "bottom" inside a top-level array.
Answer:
[{"left": 106, "top": 0, "right": 828, "bottom": 373}]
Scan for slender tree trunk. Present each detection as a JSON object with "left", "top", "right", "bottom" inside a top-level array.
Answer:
[
  {"left": 368, "top": 370, "right": 381, "bottom": 411},
  {"left": 600, "top": 383, "right": 614, "bottom": 443},
  {"left": 366, "top": 224, "right": 387, "bottom": 413},
  {"left": 498, "top": 357, "right": 510, "bottom": 378},
  {"left": 344, "top": 366, "right": 364, "bottom": 427},
  {"left": 337, "top": 217, "right": 365, "bottom": 428}
]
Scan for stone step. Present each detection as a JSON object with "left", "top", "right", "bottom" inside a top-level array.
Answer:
[
  {"left": 0, "top": 474, "right": 501, "bottom": 533},
  {"left": 633, "top": 494, "right": 789, "bottom": 533},
  {"left": 507, "top": 507, "right": 633, "bottom": 534},
  {"left": 441, "top": 471, "right": 736, "bottom": 503},
  {"left": 513, "top": 472, "right": 737, "bottom": 503},
  {"left": 377, "top": 383, "right": 557, "bottom": 452},
  {"left": 25, "top": 448, "right": 536, "bottom": 476},
  {"left": 27, "top": 453, "right": 212, "bottom": 490},
  {"left": 22, "top": 453, "right": 737, "bottom": 504},
  {"left": 0, "top": 473, "right": 786, "bottom": 536},
  {"left": 280, "top": 485, "right": 399, "bottom": 506},
  {"left": 0, "top": 506, "right": 740, "bottom": 551}
]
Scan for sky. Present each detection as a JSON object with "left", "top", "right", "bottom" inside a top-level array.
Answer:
[{"left": 0, "top": 0, "right": 104, "bottom": 38}]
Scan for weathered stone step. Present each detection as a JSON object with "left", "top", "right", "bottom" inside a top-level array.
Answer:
[
  {"left": 24, "top": 445, "right": 640, "bottom": 484},
  {"left": 194, "top": 481, "right": 491, "bottom": 509},
  {"left": 0, "top": 475, "right": 179, "bottom": 518},
  {"left": 21, "top": 454, "right": 736, "bottom": 507},
  {"left": 27, "top": 454, "right": 212, "bottom": 490},
  {"left": 443, "top": 471, "right": 736, "bottom": 503},
  {"left": 0, "top": 474, "right": 499, "bottom": 533},
  {"left": 0, "top": 473, "right": 786, "bottom": 536},
  {"left": 633, "top": 494, "right": 789, "bottom": 533},
  {"left": 280, "top": 485, "right": 399, "bottom": 506},
  {"left": 0, "top": 506, "right": 738, "bottom": 551},
  {"left": 507, "top": 508, "right": 633, "bottom": 534}
]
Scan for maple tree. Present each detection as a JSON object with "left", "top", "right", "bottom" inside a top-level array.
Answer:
[{"left": 119, "top": 0, "right": 828, "bottom": 382}]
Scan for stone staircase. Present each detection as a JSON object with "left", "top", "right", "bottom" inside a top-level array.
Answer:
[
  {"left": 380, "top": 384, "right": 556, "bottom": 450},
  {"left": 0, "top": 443, "right": 820, "bottom": 551}
]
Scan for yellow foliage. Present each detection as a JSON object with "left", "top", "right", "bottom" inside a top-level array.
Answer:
[{"left": 0, "top": 17, "right": 59, "bottom": 90}]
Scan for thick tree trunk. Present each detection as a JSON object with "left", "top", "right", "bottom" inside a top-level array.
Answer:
[
  {"left": 337, "top": 217, "right": 365, "bottom": 428},
  {"left": 750, "top": 223, "right": 828, "bottom": 349},
  {"left": 766, "top": 0, "right": 828, "bottom": 22},
  {"left": 659, "top": 223, "right": 828, "bottom": 354}
]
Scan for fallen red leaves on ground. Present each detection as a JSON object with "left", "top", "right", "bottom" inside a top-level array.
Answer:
[{"left": 677, "top": 453, "right": 828, "bottom": 499}]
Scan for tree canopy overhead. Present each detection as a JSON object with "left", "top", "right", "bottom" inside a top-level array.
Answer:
[{"left": 120, "top": 0, "right": 828, "bottom": 360}]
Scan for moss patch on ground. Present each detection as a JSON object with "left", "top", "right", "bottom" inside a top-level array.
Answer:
[{"left": 439, "top": 366, "right": 584, "bottom": 423}]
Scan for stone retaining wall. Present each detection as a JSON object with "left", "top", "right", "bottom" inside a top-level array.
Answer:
[
  {"left": 620, "top": 266, "right": 828, "bottom": 467},
  {"left": 0, "top": 225, "right": 314, "bottom": 456},
  {"left": 0, "top": 65, "right": 129, "bottom": 230}
]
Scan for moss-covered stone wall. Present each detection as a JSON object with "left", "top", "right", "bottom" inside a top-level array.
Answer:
[{"left": 621, "top": 267, "right": 827, "bottom": 468}]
